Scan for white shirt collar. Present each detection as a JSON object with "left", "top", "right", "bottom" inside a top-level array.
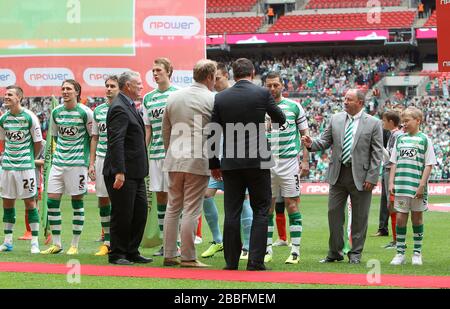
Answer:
[{"left": 347, "top": 109, "right": 363, "bottom": 121}]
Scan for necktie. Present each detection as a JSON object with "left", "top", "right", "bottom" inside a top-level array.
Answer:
[{"left": 342, "top": 116, "right": 354, "bottom": 165}]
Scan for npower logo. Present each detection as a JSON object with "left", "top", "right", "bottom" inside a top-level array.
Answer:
[
  {"left": 24, "top": 68, "right": 74, "bottom": 87},
  {"left": 443, "top": 61, "right": 450, "bottom": 67},
  {"left": 0, "top": 69, "right": 16, "bottom": 87},
  {"left": 83, "top": 68, "right": 130, "bottom": 87},
  {"left": 146, "top": 69, "right": 193, "bottom": 89},
  {"left": 143, "top": 16, "right": 200, "bottom": 36}
]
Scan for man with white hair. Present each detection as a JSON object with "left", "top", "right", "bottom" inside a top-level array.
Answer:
[{"left": 103, "top": 71, "right": 152, "bottom": 265}]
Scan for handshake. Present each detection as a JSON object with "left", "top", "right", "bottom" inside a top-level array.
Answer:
[{"left": 301, "top": 135, "right": 313, "bottom": 148}]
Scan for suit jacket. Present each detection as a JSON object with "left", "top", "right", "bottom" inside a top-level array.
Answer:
[
  {"left": 209, "top": 80, "right": 286, "bottom": 170},
  {"left": 310, "top": 111, "right": 383, "bottom": 191},
  {"left": 103, "top": 92, "right": 149, "bottom": 179},
  {"left": 162, "top": 82, "right": 214, "bottom": 176}
]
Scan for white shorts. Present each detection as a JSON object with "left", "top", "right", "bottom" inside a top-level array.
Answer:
[
  {"left": 271, "top": 157, "right": 300, "bottom": 198},
  {"left": 95, "top": 157, "right": 109, "bottom": 198},
  {"left": 0, "top": 169, "right": 37, "bottom": 199},
  {"left": 48, "top": 165, "right": 88, "bottom": 196},
  {"left": 394, "top": 196, "right": 428, "bottom": 213},
  {"left": 149, "top": 159, "right": 169, "bottom": 192}
]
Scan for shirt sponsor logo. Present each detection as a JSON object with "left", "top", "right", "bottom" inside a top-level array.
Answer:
[
  {"left": 5, "top": 130, "right": 25, "bottom": 142},
  {"left": 0, "top": 69, "right": 16, "bottom": 87},
  {"left": 149, "top": 108, "right": 164, "bottom": 119},
  {"left": 143, "top": 16, "right": 200, "bottom": 36},
  {"left": 98, "top": 123, "right": 107, "bottom": 133},
  {"left": 58, "top": 125, "right": 79, "bottom": 138},
  {"left": 24, "top": 68, "right": 74, "bottom": 86},
  {"left": 399, "top": 148, "right": 418, "bottom": 158}
]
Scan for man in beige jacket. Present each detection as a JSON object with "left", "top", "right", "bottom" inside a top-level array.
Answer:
[{"left": 162, "top": 59, "right": 217, "bottom": 268}]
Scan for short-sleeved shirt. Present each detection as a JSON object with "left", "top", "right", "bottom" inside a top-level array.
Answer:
[
  {"left": 142, "top": 86, "right": 178, "bottom": 160},
  {"left": 267, "top": 98, "right": 308, "bottom": 159},
  {"left": 51, "top": 103, "right": 93, "bottom": 167},
  {"left": 92, "top": 103, "right": 109, "bottom": 158},
  {"left": 0, "top": 108, "right": 43, "bottom": 170},
  {"left": 35, "top": 139, "right": 46, "bottom": 182},
  {"left": 390, "top": 132, "right": 437, "bottom": 199}
]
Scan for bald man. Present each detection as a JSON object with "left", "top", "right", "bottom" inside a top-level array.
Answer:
[{"left": 302, "top": 89, "right": 383, "bottom": 264}]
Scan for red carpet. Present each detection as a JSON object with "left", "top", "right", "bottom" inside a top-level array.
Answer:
[
  {"left": 429, "top": 203, "right": 450, "bottom": 212},
  {"left": 1, "top": 261, "right": 450, "bottom": 288}
]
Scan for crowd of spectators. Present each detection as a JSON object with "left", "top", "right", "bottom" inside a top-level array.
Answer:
[{"left": 214, "top": 53, "right": 412, "bottom": 97}]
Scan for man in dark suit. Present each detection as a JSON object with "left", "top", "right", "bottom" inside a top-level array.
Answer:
[
  {"left": 103, "top": 71, "right": 152, "bottom": 265},
  {"left": 209, "top": 58, "right": 286, "bottom": 271},
  {"left": 372, "top": 128, "right": 391, "bottom": 237},
  {"left": 302, "top": 89, "right": 383, "bottom": 264}
]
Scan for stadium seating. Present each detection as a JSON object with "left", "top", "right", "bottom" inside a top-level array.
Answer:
[
  {"left": 206, "top": 16, "right": 264, "bottom": 34},
  {"left": 207, "top": 0, "right": 257, "bottom": 13},
  {"left": 269, "top": 11, "right": 416, "bottom": 32},
  {"left": 305, "top": 0, "right": 402, "bottom": 9},
  {"left": 423, "top": 10, "right": 437, "bottom": 28}
]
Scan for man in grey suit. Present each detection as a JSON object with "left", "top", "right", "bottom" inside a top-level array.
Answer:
[
  {"left": 302, "top": 89, "right": 383, "bottom": 264},
  {"left": 161, "top": 59, "right": 217, "bottom": 268}
]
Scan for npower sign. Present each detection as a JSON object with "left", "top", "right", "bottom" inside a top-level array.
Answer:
[
  {"left": 0, "top": 69, "right": 16, "bottom": 87},
  {"left": 83, "top": 68, "right": 130, "bottom": 87},
  {"left": 24, "top": 68, "right": 74, "bottom": 87},
  {"left": 143, "top": 16, "right": 200, "bottom": 36},
  {"left": 146, "top": 69, "right": 193, "bottom": 89}
]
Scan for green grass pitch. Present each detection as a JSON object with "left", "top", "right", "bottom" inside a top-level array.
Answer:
[{"left": 0, "top": 194, "right": 449, "bottom": 288}]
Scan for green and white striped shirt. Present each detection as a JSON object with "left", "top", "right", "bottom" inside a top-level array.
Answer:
[
  {"left": 390, "top": 132, "right": 436, "bottom": 199},
  {"left": 142, "top": 86, "right": 178, "bottom": 160},
  {"left": 51, "top": 103, "right": 94, "bottom": 167},
  {"left": 92, "top": 103, "right": 109, "bottom": 158},
  {"left": 0, "top": 109, "right": 42, "bottom": 171},
  {"left": 267, "top": 98, "right": 308, "bottom": 159}
]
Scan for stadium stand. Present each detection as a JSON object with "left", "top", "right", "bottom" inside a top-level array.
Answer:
[
  {"left": 269, "top": 11, "right": 416, "bottom": 32},
  {"left": 206, "top": 16, "right": 264, "bottom": 34},
  {"left": 305, "top": 0, "right": 402, "bottom": 10},
  {"left": 423, "top": 9, "right": 437, "bottom": 27},
  {"left": 214, "top": 54, "right": 409, "bottom": 95},
  {"left": 207, "top": 0, "right": 257, "bottom": 13}
]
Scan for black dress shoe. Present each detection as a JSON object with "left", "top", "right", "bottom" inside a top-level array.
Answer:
[
  {"left": 247, "top": 262, "right": 270, "bottom": 271},
  {"left": 371, "top": 231, "right": 389, "bottom": 237},
  {"left": 109, "top": 258, "right": 134, "bottom": 265},
  {"left": 319, "top": 256, "right": 344, "bottom": 263},
  {"left": 223, "top": 265, "right": 238, "bottom": 270},
  {"left": 349, "top": 257, "right": 361, "bottom": 264},
  {"left": 128, "top": 255, "right": 153, "bottom": 263}
]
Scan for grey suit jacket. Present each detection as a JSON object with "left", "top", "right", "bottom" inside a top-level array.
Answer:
[
  {"left": 310, "top": 111, "right": 383, "bottom": 191},
  {"left": 162, "top": 82, "right": 214, "bottom": 176}
]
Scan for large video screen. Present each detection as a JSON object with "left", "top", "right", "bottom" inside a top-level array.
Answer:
[{"left": 0, "top": 0, "right": 134, "bottom": 56}]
